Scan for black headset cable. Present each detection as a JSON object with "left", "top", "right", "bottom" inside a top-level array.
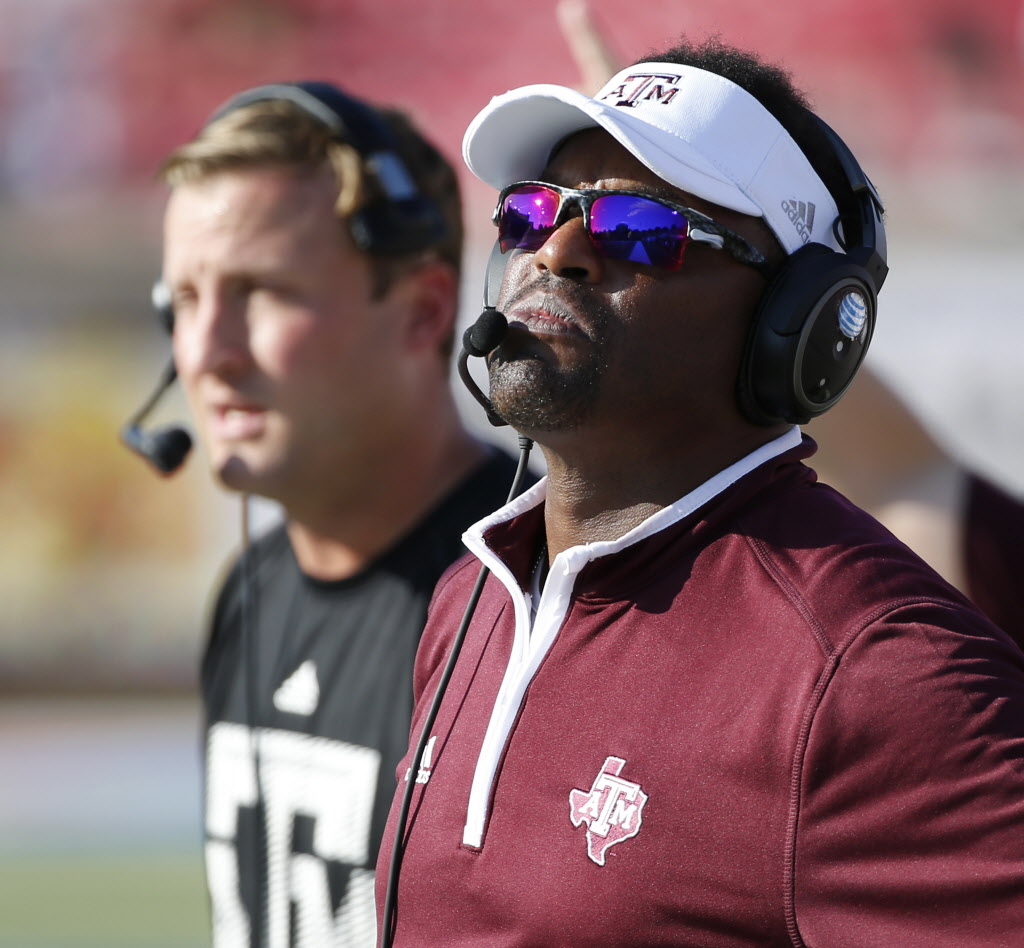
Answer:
[{"left": 379, "top": 433, "right": 534, "bottom": 948}]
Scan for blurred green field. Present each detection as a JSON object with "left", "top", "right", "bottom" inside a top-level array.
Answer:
[
  {"left": 1, "top": 698, "right": 209, "bottom": 948},
  {"left": 0, "top": 851, "right": 208, "bottom": 948}
]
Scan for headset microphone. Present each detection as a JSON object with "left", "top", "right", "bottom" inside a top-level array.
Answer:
[
  {"left": 456, "top": 241, "right": 511, "bottom": 427},
  {"left": 120, "top": 360, "right": 193, "bottom": 475},
  {"left": 464, "top": 307, "right": 508, "bottom": 357},
  {"left": 457, "top": 308, "right": 508, "bottom": 427}
]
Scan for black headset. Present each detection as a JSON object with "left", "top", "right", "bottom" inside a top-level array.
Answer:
[
  {"left": 736, "top": 113, "right": 888, "bottom": 426},
  {"left": 122, "top": 80, "right": 449, "bottom": 474},
  {"left": 203, "top": 80, "right": 448, "bottom": 257}
]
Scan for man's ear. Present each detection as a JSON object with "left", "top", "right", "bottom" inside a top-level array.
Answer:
[{"left": 399, "top": 259, "right": 459, "bottom": 354}]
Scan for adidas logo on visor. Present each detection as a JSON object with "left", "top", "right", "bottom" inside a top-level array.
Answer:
[{"left": 782, "top": 199, "right": 816, "bottom": 245}]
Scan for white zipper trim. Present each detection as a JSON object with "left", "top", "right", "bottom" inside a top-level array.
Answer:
[{"left": 458, "top": 426, "right": 801, "bottom": 847}]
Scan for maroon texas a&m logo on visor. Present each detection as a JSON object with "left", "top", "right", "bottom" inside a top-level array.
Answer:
[{"left": 599, "top": 72, "right": 682, "bottom": 108}]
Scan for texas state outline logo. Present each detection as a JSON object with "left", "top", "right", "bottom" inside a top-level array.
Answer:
[{"left": 569, "top": 756, "right": 648, "bottom": 866}]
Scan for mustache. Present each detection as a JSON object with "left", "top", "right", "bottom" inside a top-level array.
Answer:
[{"left": 500, "top": 275, "right": 614, "bottom": 339}]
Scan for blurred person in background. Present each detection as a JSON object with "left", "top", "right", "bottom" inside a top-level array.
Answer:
[
  {"left": 807, "top": 370, "right": 1024, "bottom": 646},
  {"left": 157, "top": 81, "right": 521, "bottom": 946}
]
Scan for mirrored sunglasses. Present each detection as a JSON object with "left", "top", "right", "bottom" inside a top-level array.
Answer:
[{"left": 494, "top": 182, "right": 772, "bottom": 275}]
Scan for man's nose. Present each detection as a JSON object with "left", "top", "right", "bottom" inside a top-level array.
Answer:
[
  {"left": 531, "top": 217, "right": 605, "bottom": 283},
  {"left": 174, "top": 292, "right": 250, "bottom": 380}
]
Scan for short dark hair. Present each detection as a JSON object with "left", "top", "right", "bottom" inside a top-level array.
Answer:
[{"left": 635, "top": 37, "right": 861, "bottom": 228}]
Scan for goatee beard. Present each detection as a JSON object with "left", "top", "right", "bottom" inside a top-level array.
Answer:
[
  {"left": 487, "top": 279, "right": 614, "bottom": 433},
  {"left": 488, "top": 353, "right": 604, "bottom": 432}
]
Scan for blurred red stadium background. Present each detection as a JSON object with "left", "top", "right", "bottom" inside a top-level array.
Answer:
[
  {"left": 4, "top": 0, "right": 1023, "bottom": 196},
  {"left": 0, "top": 0, "right": 1022, "bottom": 693}
]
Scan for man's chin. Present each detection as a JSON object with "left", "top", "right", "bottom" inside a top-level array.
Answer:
[
  {"left": 489, "top": 362, "right": 597, "bottom": 434},
  {"left": 211, "top": 451, "right": 268, "bottom": 495}
]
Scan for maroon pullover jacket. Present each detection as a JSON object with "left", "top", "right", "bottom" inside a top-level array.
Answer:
[{"left": 378, "top": 433, "right": 1024, "bottom": 947}]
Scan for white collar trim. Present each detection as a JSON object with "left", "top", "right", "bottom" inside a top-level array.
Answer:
[{"left": 464, "top": 426, "right": 802, "bottom": 566}]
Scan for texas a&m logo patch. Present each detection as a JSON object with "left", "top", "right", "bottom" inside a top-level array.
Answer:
[{"left": 569, "top": 756, "right": 647, "bottom": 866}]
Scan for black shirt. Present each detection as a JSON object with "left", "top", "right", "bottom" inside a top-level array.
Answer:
[{"left": 201, "top": 448, "right": 524, "bottom": 946}]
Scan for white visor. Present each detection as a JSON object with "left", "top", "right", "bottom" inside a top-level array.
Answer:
[{"left": 463, "top": 63, "right": 841, "bottom": 256}]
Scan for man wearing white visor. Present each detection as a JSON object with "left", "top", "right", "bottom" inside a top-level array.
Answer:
[{"left": 376, "top": 38, "right": 1024, "bottom": 947}]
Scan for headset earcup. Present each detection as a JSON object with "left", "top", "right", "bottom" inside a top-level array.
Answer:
[
  {"left": 738, "top": 243, "right": 876, "bottom": 426},
  {"left": 351, "top": 199, "right": 448, "bottom": 256}
]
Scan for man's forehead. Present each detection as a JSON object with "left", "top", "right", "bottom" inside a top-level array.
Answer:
[
  {"left": 165, "top": 166, "right": 343, "bottom": 245},
  {"left": 542, "top": 128, "right": 637, "bottom": 178}
]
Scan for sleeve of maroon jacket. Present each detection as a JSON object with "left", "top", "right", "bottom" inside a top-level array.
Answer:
[
  {"left": 793, "top": 599, "right": 1024, "bottom": 946},
  {"left": 964, "top": 470, "right": 1024, "bottom": 650}
]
